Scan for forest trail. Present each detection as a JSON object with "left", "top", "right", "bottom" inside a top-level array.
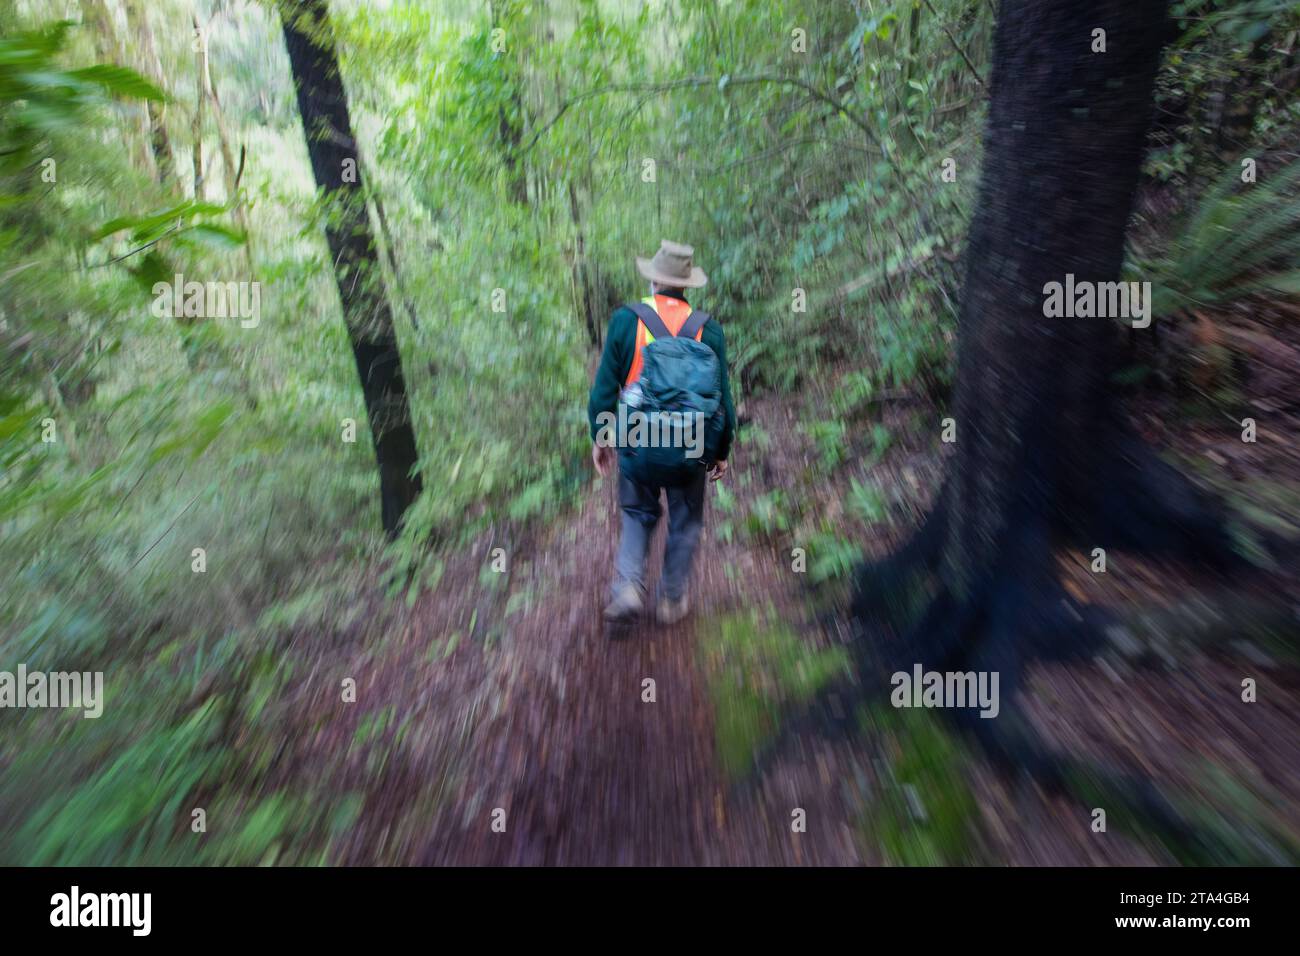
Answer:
[
  {"left": 414, "top": 489, "right": 766, "bottom": 865},
  {"left": 289, "top": 386, "right": 1300, "bottom": 867},
  {"left": 404, "top": 404, "right": 866, "bottom": 865},
  {"left": 296, "top": 393, "right": 876, "bottom": 866}
]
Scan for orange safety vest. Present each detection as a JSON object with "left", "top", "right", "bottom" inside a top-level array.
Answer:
[{"left": 624, "top": 295, "right": 704, "bottom": 388}]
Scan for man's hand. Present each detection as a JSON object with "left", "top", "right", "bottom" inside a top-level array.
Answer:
[
  {"left": 707, "top": 459, "right": 728, "bottom": 482},
  {"left": 592, "top": 443, "right": 615, "bottom": 477}
]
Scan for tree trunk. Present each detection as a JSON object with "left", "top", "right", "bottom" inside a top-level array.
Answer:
[
  {"left": 193, "top": 12, "right": 252, "bottom": 267},
  {"left": 192, "top": 14, "right": 207, "bottom": 200},
  {"left": 123, "top": 0, "right": 178, "bottom": 187},
  {"left": 80, "top": 0, "right": 154, "bottom": 174},
  {"left": 943, "top": 0, "right": 1170, "bottom": 595},
  {"left": 856, "top": 0, "right": 1236, "bottom": 726},
  {"left": 371, "top": 194, "right": 420, "bottom": 333},
  {"left": 80, "top": 0, "right": 122, "bottom": 65},
  {"left": 846, "top": 2, "right": 1254, "bottom": 856},
  {"left": 280, "top": 0, "right": 423, "bottom": 537},
  {"left": 117, "top": 0, "right": 218, "bottom": 368},
  {"left": 499, "top": 91, "right": 528, "bottom": 205},
  {"left": 568, "top": 180, "right": 600, "bottom": 349},
  {"left": 489, "top": 0, "right": 529, "bottom": 206}
]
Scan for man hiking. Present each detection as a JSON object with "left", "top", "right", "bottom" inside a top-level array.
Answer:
[{"left": 588, "top": 240, "right": 737, "bottom": 627}]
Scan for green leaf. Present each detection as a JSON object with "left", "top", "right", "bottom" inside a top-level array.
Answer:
[
  {"left": 66, "top": 65, "right": 166, "bottom": 102},
  {"left": 176, "top": 223, "right": 248, "bottom": 250}
]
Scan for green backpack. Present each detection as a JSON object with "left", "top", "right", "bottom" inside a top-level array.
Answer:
[{"left": 618, "top": 301, "right": 725, "bottom": 486}]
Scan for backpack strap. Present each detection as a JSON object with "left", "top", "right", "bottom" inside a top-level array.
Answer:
[
  {"left": 678, "top": 310, "right": 711, "bottom": 341},
  {"left": 628, "top": 302, "right": 711, "bottom": 341},
  {"left": 628, "top": 302, "right": 674, "bottom": 342}
]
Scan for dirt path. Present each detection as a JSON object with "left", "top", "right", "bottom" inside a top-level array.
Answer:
[
  {"left": 270, "top": 394, "right": 869, "bottom": 865},
  {"left": 404, "top": 471, "right": 861, "bottom": 865},
  {"left": 417, "top": 486, "right": 719, "bottom": 864},
  {"left": 291, "top": 383, "right": 1299, "bottom": 867}
]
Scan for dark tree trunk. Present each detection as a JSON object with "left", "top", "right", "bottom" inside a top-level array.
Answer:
[
  {"left": 844, "top": 0, "right": 1258, "bottom": 860},
  {"left": 489, "top": 0, "right": 529, "bottom": 206},
  {"left": 499, "top": 94, "right": 528, "bottom": 205},
  {"left": 568, "top": 180, "right": 600, "bottom": 348},
  {"left": 942, "top": 0, "right": 1170, "bottom": 598},
  {"left": 280, "top": 0, "right": 423, "bottom": 536},
  {"left": 856, "top": 0, "right": 1237, "bottom": 736}
]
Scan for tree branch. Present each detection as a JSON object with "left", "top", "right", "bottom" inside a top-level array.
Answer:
[
  {"left": 523, "top": 73, "right": 887, "bottom": 154},
  {"left": 922, "top": 0, "right": 987, "bottom": 90}
]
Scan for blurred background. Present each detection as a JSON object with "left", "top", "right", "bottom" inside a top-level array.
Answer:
[{"left": 1, "top": 0, "right": 1298, "bottom": 865}]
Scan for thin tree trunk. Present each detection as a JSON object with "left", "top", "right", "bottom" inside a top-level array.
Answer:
[
  {"left": 499, "top": 96, "right": 527, "bottom": 204},
  {"left": 123, "top": 0, "right": 177, "bottom": 188},
  {"left": 489, "top": 0, "right": 529, "bottom": 205},
  {"left": 194, "top": 12, "right": 252, "bottom": 266},
  {"left": 192, "top": 14, "right": 207, "bottom": 200},
  {"left": 118, "top": 1, "right": 216, "bottom": 367},
  {"left": 80, "top": 0, "right": 122, "bottom": 63},
  {"left": 207, "top": 68, "right": 241, "bottom": 205},
  {"left": 568, "top": 180, "right": 599, "bottom": 348},
  {"left": 280, "top": 0, "right": 423, "bottom": 536}
]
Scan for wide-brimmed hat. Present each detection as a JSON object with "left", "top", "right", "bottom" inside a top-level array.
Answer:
[{"left": 636, "top": 239, "right": 708, "bottom": 289}]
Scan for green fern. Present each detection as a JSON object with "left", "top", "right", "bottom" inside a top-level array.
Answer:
[{"left": 1130, "top": 160, "right": 1300, "bottom": 317}]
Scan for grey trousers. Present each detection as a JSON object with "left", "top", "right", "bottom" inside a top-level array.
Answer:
[{"left": 612, "top": 466, "right": 707, "bottom": 602}]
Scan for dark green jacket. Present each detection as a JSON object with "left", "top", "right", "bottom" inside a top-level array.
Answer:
[{"left": 587, "top": 291, "right": 737, "bottom": 461}]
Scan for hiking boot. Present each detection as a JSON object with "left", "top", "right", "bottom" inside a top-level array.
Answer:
[
  {"left": 603, "top": 583, "right": 644, "bottom": 622},
  {"left": 656, "top": 594, "right": 690, "bottom": 626}
]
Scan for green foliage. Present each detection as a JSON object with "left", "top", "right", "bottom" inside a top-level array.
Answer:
[
  {"left": 862, "top": 706, "right": 980, "bottom": 865},
  {"left": 14, "top": 701, "right": 223, "bottom": 865},
  {"left": 0, "top": 21, "right": 161, "bottom": 175},
  {"left": 0, "top": 1, "right": 378, "bottom": 866},
  {"left": 866, "top": 422, "right": 893, "bottom": 460},
  {"left": 830, "top": 370, "right": 876, "bottom": 418},
  {"left": 805, "top": 418, "right": 847, "bottom": 471},
  {"left": 847, "top": 476, "right": 888, "bottom": 524},
  {"left": 1130, "top": 159, "right": 1300, "bottom": 317},
  {"left": 871, "top": 293, "right": 952, "bottom": 392},
  {"left": 744, "top": 488, "right": 794, "bottom": 540},
  {"left": 94, "top": 200, "right": 248, "bottom": 268},
  {"left": 1147, "top": 2, "right": 1300, "bottom": 181},
  {"left": 699, "top": 609, "right": 850, "bottom": 778},
  {"left": 1171, "top": 0, "right": 1296, "bottom": 48},
  {"left": 804, "top": 528, "right": 863, "bottom": 585}
]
